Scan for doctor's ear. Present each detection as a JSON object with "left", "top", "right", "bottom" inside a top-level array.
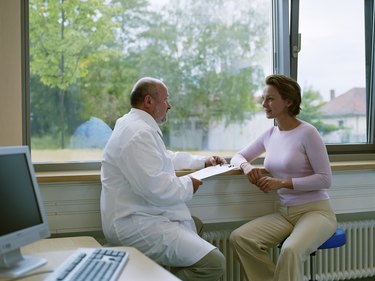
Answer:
[{"left": 144, "top": 94, "right": 153, "bottom": 105}]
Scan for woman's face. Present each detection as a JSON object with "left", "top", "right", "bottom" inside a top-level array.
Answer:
[{"left": 261, "top": 85, "right": 291, "bottom": 119}]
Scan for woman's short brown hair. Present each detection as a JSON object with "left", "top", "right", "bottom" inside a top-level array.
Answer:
[{"left": 265, "top": 74, "right": 301, "bottom": 116}]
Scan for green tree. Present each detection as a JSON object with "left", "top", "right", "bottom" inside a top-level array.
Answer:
[
  {"left": 79, "top": 0, "right": 152, "bottom": 127},
  {"left": 30, "top": 74, "right": 82, "bottom": 144},
  {"left": 80, "top": 0, "right": 269, "bottom": 133},
  {"left": 29, "top": 0, "right": 118, "bottom": 148},
  {"left": 29, "top": 0, "right": 271, "bottom": 151},
  {"left": 125, "top": 0, "right": 270, "bottom": 147},
  {"left": 300, "top": 86, "right": 339, "bottom": 135}
]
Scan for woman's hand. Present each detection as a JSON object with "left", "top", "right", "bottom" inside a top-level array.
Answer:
[
  {"left": 255, "top": 177, "right": 293, "bottom": 193},
  {"left": 246, "top": 167, "right": 263, "bottom": 184}
]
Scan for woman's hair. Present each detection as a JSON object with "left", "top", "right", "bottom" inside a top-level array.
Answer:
[{"left": 265, "top": 74, "right": 301, "bottom": 116}]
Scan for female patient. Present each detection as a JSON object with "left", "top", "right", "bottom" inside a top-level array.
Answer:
[{"left": 230, "top": 74, "right": 337, "bottom": 281}]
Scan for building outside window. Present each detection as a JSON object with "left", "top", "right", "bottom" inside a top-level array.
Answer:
[{"left": 297, "top": 0, "right": 367, "bottom": 145}]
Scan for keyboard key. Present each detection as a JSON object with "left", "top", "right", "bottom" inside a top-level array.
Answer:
[{"left": 46, "top": 248, "right": 129, "bottom": 281}]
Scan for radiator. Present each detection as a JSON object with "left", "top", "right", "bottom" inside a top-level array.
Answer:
[{"left": 202, "top": 220, "right": 375, "bottom": 281}]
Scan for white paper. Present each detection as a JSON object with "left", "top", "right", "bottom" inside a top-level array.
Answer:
[{"left": 188, "top": 164, "right": 238, "bottom": 180}]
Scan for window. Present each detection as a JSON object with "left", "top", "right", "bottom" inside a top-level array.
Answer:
[
  {"left": 289, "top": 0, "right": 375, "bottom": 153},
  {"left": 298, "top": 0, "right": 366, "bottom": 144},
  {"left": 28, "top": 0, "right": 273, "bottom": 163},
  {"left": 26, "top": 0, "right": 374, "bottom": 165}
]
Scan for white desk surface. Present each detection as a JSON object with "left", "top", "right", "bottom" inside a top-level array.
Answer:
[{"left": 0, "top": 236, "right": 180, "bottom": 281}]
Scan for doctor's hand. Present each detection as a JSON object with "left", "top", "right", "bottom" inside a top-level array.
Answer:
[
  {"left": 190, "top": 177, "right": 203, "bottom": 194},
  {"left": 205, "top": 156, "right": 227, "bottom": 167}
]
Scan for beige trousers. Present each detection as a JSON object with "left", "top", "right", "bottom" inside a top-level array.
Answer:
[{"left": 230, "top": 199, "right": 337, "bottom": 281}]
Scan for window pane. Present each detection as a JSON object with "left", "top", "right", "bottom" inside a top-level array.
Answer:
[
  {"left": 29, "top": 0, "right": 273, "bottom": 163},
  {"left": 298, "top": 0, "right": 367, "bottom": 144}
]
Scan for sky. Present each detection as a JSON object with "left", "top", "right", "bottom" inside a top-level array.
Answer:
[{"left": 297, "top": 0, "right": 365, "bottom": 101}]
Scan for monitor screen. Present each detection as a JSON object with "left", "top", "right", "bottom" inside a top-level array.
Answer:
[{"left": 0, "top": 146, "right": 50, "bottom": 277}]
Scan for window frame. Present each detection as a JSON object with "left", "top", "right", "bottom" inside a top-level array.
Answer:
[
  {"left": 286, "top": 0, "right": 375, "bottom": 154},
  {"left": 23, "top": 0, "right": 375, "bottom": 172},
  {"left": 365, "top": 0, "right": 375, "bottom": 146}
]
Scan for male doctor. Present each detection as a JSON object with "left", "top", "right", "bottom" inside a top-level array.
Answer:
[{"left": 100, "top": 77, "right": 226, "bottom": 281}]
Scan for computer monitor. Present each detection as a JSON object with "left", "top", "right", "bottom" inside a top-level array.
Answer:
[{"left": 0, "top": 146, "right": 50, "bottom": 277}]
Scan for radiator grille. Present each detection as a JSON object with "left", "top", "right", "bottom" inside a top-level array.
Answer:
[{"left": 203, "top": 220, "right": 375, "bottom": 281}]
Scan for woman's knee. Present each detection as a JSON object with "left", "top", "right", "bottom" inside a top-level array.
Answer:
[
  {"left": 279, "top": 242, "right": 304, "bottom": 262},
  {"left": 230, "top": 227, "right": 257, "bottom": 250},
  {"left": 229, "top": 228, "right": 245, "bottom": 247}
]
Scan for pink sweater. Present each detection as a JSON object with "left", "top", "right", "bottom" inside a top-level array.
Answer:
[{"left": 231, "top": 121, "right": 332, "bottom": 206}]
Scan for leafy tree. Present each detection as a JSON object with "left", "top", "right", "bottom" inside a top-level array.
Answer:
[
  {"left": 300, "top": 86, "right": 339, "bottom": 134},
  {"left": 29, "top": 0, "right": 273, "bottom": 150},
  {"left": 29, "top": 0, "right": 118, "bottom": 148},
  {"left": 80, "top": 0, "right": 269, "bottom": 138},
  {"left": 30, "top": 75, "right": 82, "bottom": 140},
  {"left": 124, "top": 0, "right": 270, "bottom": 147},
  {"left": 79, "top": 0, "right": 152, "bottom": 128}
]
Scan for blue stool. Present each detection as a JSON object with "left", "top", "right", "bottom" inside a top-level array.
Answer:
[{"left": 309, "top": 227, "right": 346, "bottom": 281}]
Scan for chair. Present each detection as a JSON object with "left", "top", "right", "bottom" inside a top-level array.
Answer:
[
  {"left": 278, "top": 227, "right": 346, "bottom": 281},
  {"left": 309, "top": 227, "right": 346, "bottom": 281}
]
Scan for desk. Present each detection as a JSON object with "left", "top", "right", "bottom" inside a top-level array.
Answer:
[{"left": 0, "top": 237, "right": 180, "bottom": 281}]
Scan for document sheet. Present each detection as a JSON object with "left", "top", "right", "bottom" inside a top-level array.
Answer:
[{"left": 188, "top": 164, "right": 237, "bottom": 180}]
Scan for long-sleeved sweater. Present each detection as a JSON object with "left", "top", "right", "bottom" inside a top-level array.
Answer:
[{"left": 231, "top": 121, "right": 332, "bottom": 206}]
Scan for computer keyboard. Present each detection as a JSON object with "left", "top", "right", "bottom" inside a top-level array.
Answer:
[{"left": 46, "top": 248, "right": 129, "bottom": 281}]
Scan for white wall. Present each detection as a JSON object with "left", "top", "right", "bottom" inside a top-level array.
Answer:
[
  {"left": 0, "top": 0, "right": 23, "bottom": 146},
  {"left": 40, "top": 169, "right": 375, "bottom": 233}
]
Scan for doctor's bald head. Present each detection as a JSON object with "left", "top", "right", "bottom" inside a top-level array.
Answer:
[{"left": 130, "top": 77, "right": 171, "bottom": 123}]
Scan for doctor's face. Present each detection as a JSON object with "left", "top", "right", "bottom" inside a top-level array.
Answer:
[{"left": 151, "top": 83, "right": 171, "bottom": 123}]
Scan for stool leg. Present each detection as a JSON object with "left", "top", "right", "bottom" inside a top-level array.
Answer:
[{"left": 310, "top": 252, "right": 316, "bottom": 281}]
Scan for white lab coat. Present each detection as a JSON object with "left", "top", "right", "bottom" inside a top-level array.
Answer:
[{"left": 100, "top": 108, "right": 215, "bottom": 266}]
